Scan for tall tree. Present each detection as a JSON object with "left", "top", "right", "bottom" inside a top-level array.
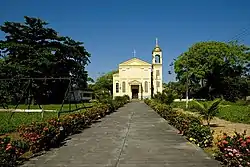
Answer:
[
  {"left": 165, "top": 81, "right": 186, "bottom": 100},
  {"left": 92, "top": 70, "right": 118, "bottom": 95},
  {"left": 0, "top": 16, "right": 91, "bottom": 104},
  {"left": 174, "top": 41, "right": 250, "bottom": 101}
]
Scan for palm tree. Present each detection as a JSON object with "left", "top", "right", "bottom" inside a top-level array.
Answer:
[{"left": 192, "top": 98, "right": 223, "bottom": 126}]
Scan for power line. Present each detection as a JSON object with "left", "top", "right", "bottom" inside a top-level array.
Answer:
[{"left": 226, "top": 23, "right": 250, "bottom": 43}]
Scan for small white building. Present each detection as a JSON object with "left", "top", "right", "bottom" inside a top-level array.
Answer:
[
  {"left": 113, "top": 39, "right": 163, "bottom": 100},
  {"left": 69, "top": 90, "right": 93, "bottom": 102}
]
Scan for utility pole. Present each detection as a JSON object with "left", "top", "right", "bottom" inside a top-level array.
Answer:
[
  {"left": 185, "top": 56, "right": 189, "bottom": 109},
  {"left": 185, "top": 72, "right": 189, "bottom": 109}
]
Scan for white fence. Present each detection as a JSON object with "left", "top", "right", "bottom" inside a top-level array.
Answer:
[{"left": 173, "top": 99, "right": 206, "bottom": 102}]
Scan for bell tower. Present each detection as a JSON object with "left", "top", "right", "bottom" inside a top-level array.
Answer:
[{"left": 151, "top": 38, "right": 163, "bottom": 96}]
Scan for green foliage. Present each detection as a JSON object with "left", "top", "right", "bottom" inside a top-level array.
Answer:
[
  {"left": 174, "top": 41, "right": 250, "bottom": 101},
  {"left": 153, "top": 88, "right": 176, "bottom": 105},
  {"left": 185, "top": 122, "right": 213, "bottom": 148},
  {"left": 92, "top": 70, "right": 118, "bottom": 96},
  {"left": 216, "top": 131, "right": 250, "bottom": 167},
  {"left": 192, "top": 98, "right": 223, "bottom": 126},
  {"left": 0, "top": 103, "right": 92, "bottom": 135},
  {"left": 98, "top": 95, "right": 130, "bottom": 113},
  {"left": 0, "top": 136, "right": 29, "bottom": 166},
  {"left": 0, "top": 98, "right": 129, "bottom": 166},
  {"left": 173, "top": 100, "right": 250, "bottom": 124},
  {"left": 145, "top": 99, "right": 213, "bottom": 148},
  {"left": 164, "top": 81, "right": 186, "bottom": 100},
  {"left": 0, "top": 16, "right": 91, "bottom": 104},
  {"left": 216, "top": 104, "right": 250, "bottom": 124}
]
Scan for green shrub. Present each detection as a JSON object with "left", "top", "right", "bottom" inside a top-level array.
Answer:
[
  {"left": 0, "top": 98, "right": 129, "bottom": 166},
  {"left": 153, "top": 92, "right": 175, "bottom": 105},
  {"left": 145, "top": 99, "right": 213, "bottom": 149},
  {"left": 0, "top": 136, "right": 28, "bottom": 166},
  {"left": 171, "top": 101, "right": 197, "bottom": 112},
  {"left": 192, "top": 98, "right": 222, "bottom": 126},
  {"left": 185, "top": 123, "right": 213, "bottom": 148}
]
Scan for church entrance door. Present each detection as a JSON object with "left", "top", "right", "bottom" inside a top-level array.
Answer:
[{"left": 131, "top": 85, "right": 139, "bottom": 99}]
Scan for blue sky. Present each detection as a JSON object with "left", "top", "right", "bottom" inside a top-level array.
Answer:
[{"left": 1, "top": 0, "right": 250, "bottom": 82}]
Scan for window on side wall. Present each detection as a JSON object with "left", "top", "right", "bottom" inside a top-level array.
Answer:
[
  {"left": 122, "top": 81, "right": 126, "bottom": 93},
  {"left": 157, "top": 81, "right": 160, "bottom": 87},
  {"left": 116, "top": 83, "right": 119, "bottom": 93},
  {"left": 144, "top": 81, "right": 148, "bottom": 93},
  {"left": 156, "top": 70, "right": 160, "bottom": 77}
]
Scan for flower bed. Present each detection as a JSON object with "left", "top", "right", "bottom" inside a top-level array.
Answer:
[
  {"left": 146, "top": 99, "right": 250, "bottom": 166},
  {"left": 144, "top": 99, "right": 213, "bottom": 148},
  {"left": 0, "top": 95, "right": 129, "bottom": 166},
  {"left": 216, "top": 131, "right": 250, "bottom": 167}
]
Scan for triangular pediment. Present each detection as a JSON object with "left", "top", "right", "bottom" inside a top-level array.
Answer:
[
  {"left": 119, "top": 58, "right": 151, "bottom": 66},
  {"left": 128, "top": 80, "right": 141, "bottom": 85}
]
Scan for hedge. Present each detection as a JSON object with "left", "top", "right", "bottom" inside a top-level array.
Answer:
[
  {"left": 144, "top": 99, "right": 213, "bottom": 148},
  {"left": 0, "top": 95, "right": 130, "bottom": 166}
]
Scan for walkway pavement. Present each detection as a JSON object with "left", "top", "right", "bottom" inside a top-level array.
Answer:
[{"left": 22, "top": 101, "right": 221, "bottom": 167}]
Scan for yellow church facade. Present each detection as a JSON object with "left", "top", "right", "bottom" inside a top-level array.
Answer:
[{"left": 113, "top": 39, "right": 163, "bottom": 100}]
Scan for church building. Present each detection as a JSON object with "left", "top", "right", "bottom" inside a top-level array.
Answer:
[{"left": 113, "top": 39, "right": 163, "bottom": 100}]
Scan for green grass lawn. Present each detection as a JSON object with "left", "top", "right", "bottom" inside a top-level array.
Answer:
[
  {"left": 172, "top": 101, "right": 250, "bottom": 124},
  {"left": 0, "top": 103, "right": 93, "bottom": 135},
  {"left": 0, "top": 103, "right": 92, "bottom": 110},
  {"left": 216, "top": 104, "right": 250, "bottom": 124}
]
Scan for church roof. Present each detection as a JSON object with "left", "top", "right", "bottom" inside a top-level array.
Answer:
[{"left": 119, "top": 58, "right": 151, "bottom": 66}]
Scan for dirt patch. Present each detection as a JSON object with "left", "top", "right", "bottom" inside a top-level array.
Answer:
[
  {"left": 174, "top": 108, "right": 250, "bottom": 140},
  {"left": 209, "top": 117, "right": 250, "bottom": 140}
]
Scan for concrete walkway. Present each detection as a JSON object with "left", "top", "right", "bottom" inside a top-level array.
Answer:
[{"left": 22, "top": 101, "right": 221, "bottom": 167}]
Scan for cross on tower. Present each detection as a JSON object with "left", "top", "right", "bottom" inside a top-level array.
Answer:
[
  {"left": 132, "top": 49, "right": 136, "bottom": 58},
  {"left": 155, "top": 37, "right": 158, "bottom": 46}
]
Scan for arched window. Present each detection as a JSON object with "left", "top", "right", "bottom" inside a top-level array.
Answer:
[
  {"left": 144, "top": 81, "right": 148, "bottom": 93},
  {"left": 122, "top": 81, "right": 126, "bottom": 93},
  {"left": 155, "top": 55, "right": 160, "bottom": 63},
  {"left": 116, "top": 83, "right": 119, "bottom": 93}
]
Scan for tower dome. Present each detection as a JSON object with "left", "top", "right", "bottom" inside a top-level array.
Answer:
[
  {"left": 153, "top": 46, "right": 162, "bottom": 52},
  {"left": 152, "top": 38, "right": 162, "bottom": 53}
]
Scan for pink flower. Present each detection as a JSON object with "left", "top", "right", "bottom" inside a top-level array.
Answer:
[
  {"left": 232, "top": 149, "right": 238, "bottom": 154},
  {"left": 43, "top": 127, "right": 49, "bottom": 131},
  {"left": 222, "top": 140, "right": 228, "bottom": 144},
  {"left": 235, "top": 153, "right": 241, "bottom": 157},
  {"left": 241, "top": 142, "right": 247, "bottom": 147},
  {"left": 5, "top": 143, "right": 12, "bottom": 151},
  {"left": 225, "top": 148, "right": 232, "bottom": 152},
  {"left": 229, "top": 152, "right": 233, "bottom": 156}
]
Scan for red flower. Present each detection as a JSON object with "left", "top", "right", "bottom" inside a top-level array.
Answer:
[
  {"left": 43, "top": 127, "right": 49, "bottom": 131},
  {"left": 241, "top": 141, "right": 247, "bottom": 147},
  {"left": 246, "top": 139, "right": 250, "bottom": 143},
  {"left": 222, "top": 140, "right": 228, "bottom": 144},
  {"left": 5, "top": 143, "right": 12, "bottom": 151}
]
